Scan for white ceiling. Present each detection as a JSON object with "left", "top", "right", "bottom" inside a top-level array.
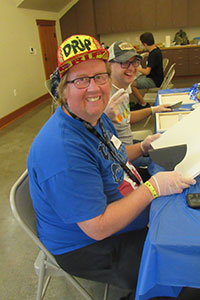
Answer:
[{"left": 17, "top": 0, "right": 73, "bottom": 12}]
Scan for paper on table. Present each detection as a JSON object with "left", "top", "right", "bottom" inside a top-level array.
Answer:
[
  {"left": 151, "top": 105, "right": 200, "bottom": 178},
  {"left": 158, "top": 93, "right": 196, "bottom": 105}
]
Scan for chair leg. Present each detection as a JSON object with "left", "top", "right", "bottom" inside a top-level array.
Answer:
[
  {"left": 36, "top": 252, "right": 52, "bottom": 300},
  {"left": 63, "top": 272, "right": 95, "bottom": 300},
  {"left": 41, "top": 276, "right": 51, "bottom": 300},
  {"left": 36, "top": 253, "right": 46, "bottom": 300},
  {"left": 103, "top": 283, "right": 109, "bottom": 300}
]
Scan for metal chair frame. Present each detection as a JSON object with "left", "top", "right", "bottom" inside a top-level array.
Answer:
[
  {"left": 44, "top": 79, "right": 58, "bottom": 114},
  {"left": 10, "top": 170, "right": 109, "bottom": 300}
]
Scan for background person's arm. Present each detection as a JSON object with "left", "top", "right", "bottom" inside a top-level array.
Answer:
[
  {"left": 137, "top": 65, "right": 151, "bottom": 75},
  {"left": 130, "top": 105, "right": 172, "bottom": 124}
]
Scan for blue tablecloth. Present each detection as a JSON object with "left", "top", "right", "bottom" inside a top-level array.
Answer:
[{"left": 135, "top": 88, "right": 200, "bottom": 300}]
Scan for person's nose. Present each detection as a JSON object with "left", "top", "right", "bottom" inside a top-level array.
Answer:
[
  {"left": 87, "top": 78, "right": 100, "bottom": 91},
  {"left": 128, "top": 63, "right": 136, "bottom": 70}
]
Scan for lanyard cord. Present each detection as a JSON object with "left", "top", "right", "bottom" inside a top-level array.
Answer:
[{"left": 63, "top": 103, "right": 141, "bottom": 185}]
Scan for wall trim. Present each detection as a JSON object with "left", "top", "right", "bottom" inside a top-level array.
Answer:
[{"left": 0, "top": 94, "right": 50, "bottom": 129}]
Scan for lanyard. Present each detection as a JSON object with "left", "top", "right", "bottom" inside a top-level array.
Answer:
[{"left": 63, "top": 103, "right": 141, "bottom": 186}]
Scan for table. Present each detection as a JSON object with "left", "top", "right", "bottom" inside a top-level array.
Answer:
[
  {"left": 135, "top": 88, "right": 200, "bottom": 300},
  {"left": 155, "top": 87, "right": 193, "bottom": 106},
  {"left": 154, "top": 88, "right": 195, "bottom": 133}
]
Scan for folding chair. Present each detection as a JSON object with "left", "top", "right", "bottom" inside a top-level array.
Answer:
[
  {"left": 10, "top": 170, "right": 109, "bottom": 300},
  {"left": 143, "top": 64, "right": 176, "bottom": 105},
  {"left": 44, "top": 79, "right": 58, "bottom": 114},
  {"left": 163, "top": 57, "right": 169, "bottom": 73},
  {"left": 146, "top": 63, "right": 176, "bottom": 93}
]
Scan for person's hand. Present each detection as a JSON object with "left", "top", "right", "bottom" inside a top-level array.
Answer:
[
  {"left": 149, "top": 171, "right": 196, "bottom": 196},
  {"left": 140, "top": 133, "right": 161, "bottom": 155},
  {"left": 152, "top": 104, "right": 172, "bottom": 114},
  {"left": 104, "top": 89, "right": 129, "bottom": 121}
]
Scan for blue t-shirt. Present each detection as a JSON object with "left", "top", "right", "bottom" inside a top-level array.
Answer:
[{"left": 27, "top": 106, "right": 149, "bottom": 255}]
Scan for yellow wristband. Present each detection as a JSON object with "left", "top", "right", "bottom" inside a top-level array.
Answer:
[{"left": 144, "top": 181, "right": 158, "bottom": 199}]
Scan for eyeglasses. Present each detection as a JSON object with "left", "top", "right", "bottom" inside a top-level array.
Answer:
[
  {"left": 113, "top": 59, "right": 141, "bottom": 69},
  {"left": 65, "top": 72, "right": 110, "bottom": 89}
]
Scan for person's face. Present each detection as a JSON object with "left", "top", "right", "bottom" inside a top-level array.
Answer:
[
  {"left": 110, "top": 58, "right": 138, "bottom": 89},
  {"left": 141, "top": 42, "right": 148, "bottom": 51},
  {"left": 62, "top": 59, "right": 110, "bottom": 126}
]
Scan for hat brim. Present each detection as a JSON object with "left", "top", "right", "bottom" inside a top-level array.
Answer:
[
  {"left": 58, "top": 49, "right": 109, "bottom": 77},
  {"left": 111, "top": 50, "right": 142, "bottom": 63}
]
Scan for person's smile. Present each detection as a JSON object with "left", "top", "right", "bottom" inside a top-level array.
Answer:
[{"left": 86, "top": 96, "right": 100, "bottom": 102}]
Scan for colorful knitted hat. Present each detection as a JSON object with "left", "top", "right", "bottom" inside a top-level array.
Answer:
[{"left": 57, "top": 34, "right": 109, "bottom": 77}]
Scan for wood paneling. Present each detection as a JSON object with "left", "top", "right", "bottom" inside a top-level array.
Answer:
[
  {"left": 140, "top": 0, "right": 156, "bottom": 30},
  {"left": 171, "top": 0, "right": 188, "bottom": 28},
  {"left": 156, "top": 0, "right": 173, "bottom": 29},
  {"left": 60, "top": 0, "right": 97, "bottom": 40},
  {"left": 188, "top": 0, "right": 200, "bottom": 27}
]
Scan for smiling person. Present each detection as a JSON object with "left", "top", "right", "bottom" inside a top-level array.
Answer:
[
  {"left": 27, "top": 34, "right": 196, "bottom": 300},
  {"left": 105, "top": 40, "right": 171, "bottom": 166}
]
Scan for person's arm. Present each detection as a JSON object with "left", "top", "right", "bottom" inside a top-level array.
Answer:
[
  {"left": 130, "top": 105, "right": 172, "bottom": 124},
  {"left": 125, "top": 143, "right": 143, "bottom": 161},
  {"left": 78, "top": 182, "right": 153, "bottom": 240},
  {"left": 130, "top": 108, "right": 152, "bottom": 124},
  {"left": 137, "top": 65, "right": 151, "bottom": 76},
  {"left": 78, "top": 171, "right": 196, "bottom": 240}
]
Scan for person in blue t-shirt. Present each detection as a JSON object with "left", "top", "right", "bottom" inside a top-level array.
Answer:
[{"left": 27, "top": 34, "right": 195, "bottom": 300}]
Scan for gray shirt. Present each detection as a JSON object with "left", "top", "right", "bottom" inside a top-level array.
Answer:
[{"left": 110, "top": 85, "right": 133, "bottom": 146}]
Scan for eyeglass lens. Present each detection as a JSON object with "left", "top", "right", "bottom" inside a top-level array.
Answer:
[
  {"left": 74, "top": 73, "right": 109, "bottom": 89},
  {"left": 120, "top": 60, "right": 140, "bottom": 69}
]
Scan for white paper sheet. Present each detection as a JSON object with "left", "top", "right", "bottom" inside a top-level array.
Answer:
[
  {"left": 158, "top": 93, "right": 196, "bottom": 105},
  {"left": 151, "top": 105, "right": 200, "bottom": 178},
  {"left": 156, "top": 111, "right": 191, "bottom": 132}
]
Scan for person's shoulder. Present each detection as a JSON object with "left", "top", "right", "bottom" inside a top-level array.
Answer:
[
  {"left": 155, "top": 46, "right": 162, "bottom": 53},
  {"left": 101, "top": 113, "right": 118, "bottom": 135}
]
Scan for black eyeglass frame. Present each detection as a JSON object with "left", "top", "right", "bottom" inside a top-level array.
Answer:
[
  {"left": 65, "top": 72, "right": 110, "bottom": 89},
  {"left": 112, "top": 59, "right": 141, "bottom": 69}
]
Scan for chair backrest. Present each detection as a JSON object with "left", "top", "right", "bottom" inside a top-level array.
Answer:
[
  {"left": 45, "top": 79, "right": 56, "bottom": 100},
  {"left": 163, "top": 58, "right": 169, "bottom": 72},
  {"left": 162, "top": 69, "right": 175, "bottom": 89},
  {"left": 10, "top": 170, "right": 58, "bottom": 264},
  {"left": 160, "top": 63, "right": 176, "bottom": 89}
]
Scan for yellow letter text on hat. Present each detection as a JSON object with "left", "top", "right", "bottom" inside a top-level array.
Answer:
[{"left": 57, "top": 35, "right": 109, "bottom": 77}]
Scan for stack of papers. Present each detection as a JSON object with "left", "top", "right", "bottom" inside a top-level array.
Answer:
[{"left": 151, "top": 105, "right": 200, "bottom": 178}]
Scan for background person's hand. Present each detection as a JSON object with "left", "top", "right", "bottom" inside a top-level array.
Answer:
[
  {"left": 149, "top": 171, "right": 196, "bottom": 196},
  {"left": 104, "top": 89, "right": 129, "bottom": 121},
  {"left": 152, "top": 104, "right": 172, "bottom": 114},
  {"left": 140, "top": 133, "right": 161, "bottom": 155}
]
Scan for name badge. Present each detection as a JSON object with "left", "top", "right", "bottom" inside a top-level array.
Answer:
[{"left": 111, "top": 135, "right": 122, "bottom": 150}]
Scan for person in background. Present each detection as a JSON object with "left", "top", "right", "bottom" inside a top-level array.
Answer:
[
  {"left": 28, "top": 34, "right": 196, "bottom": 300},
  {"left": 50, "top": 66, "right": 60, "bottom": 99},
  {"left": 131, "top": 32, "right": 164, "bottom": 110},
  {"left": 106, "top": 40, "right": 171, "bottom": 166}
]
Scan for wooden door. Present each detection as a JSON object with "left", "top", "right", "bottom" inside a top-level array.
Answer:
[{"left": 36, "top": 20, "right": 58, "bottom": 79}]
